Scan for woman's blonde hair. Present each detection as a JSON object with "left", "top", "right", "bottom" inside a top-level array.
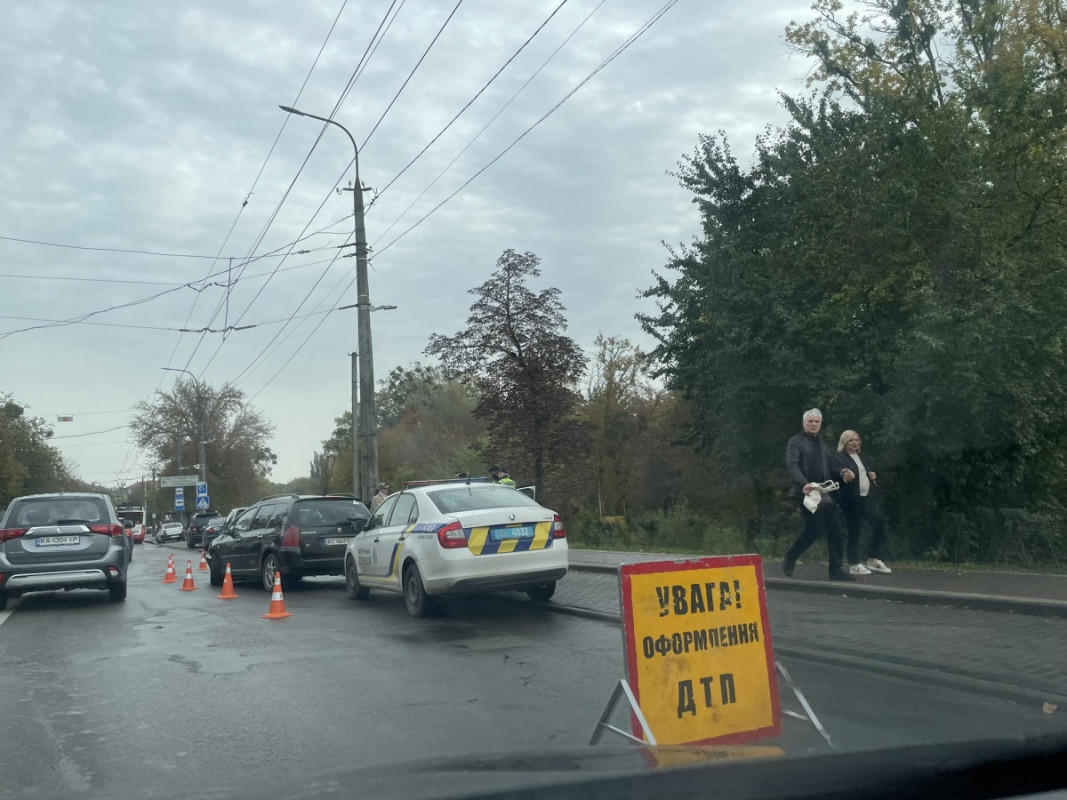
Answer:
[{"left": 837, "top": 430, "right": 860, "bottom": 453}]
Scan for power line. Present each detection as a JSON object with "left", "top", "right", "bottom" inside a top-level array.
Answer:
[
  {"left": 361, "top": 0, "right": 464, "bottom": 150},
  {"left": 182, "top": 2, "right": 406, "bottom": 378},
  {"left": 51, "top": 425, "right": 130, "bottom": 440},
  {"left": 164, "top": 0, "right": 358, "bottom": 380},
  {"left": 217, "top": 1, "right": 461, "bottom": 386},
  {"left": 0, "top": 249, "right": 341, "bottom": 288},
  {"left": 0, "top": 233, "right": 294, "bottom": 261},
  {"left": 249, "top": 267, "right": 362, "bottom": 401},
  {"left": 54, "top": 439, "right": 131, "bottom": 448},
  {"left": 374, "top": 0, "right": 680, "bottom": 258},
  {"left": 228, "top": 244, "right": 355, "bottom": 386},
  {"left": 36, "top": 408, "right": 133, "bottom": 417},
  {"left": 0, "top": 282, "right": 202, "bottom": 340},
  {"left": 370, "top": 0, "right": 608, "bottom": 247},
  {"left": 371, "top": 0, "right": 570, "bottom": 206}
]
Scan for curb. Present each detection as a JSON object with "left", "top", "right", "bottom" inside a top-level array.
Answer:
[
  {"left": 522, "top": 596, "right": 1067, "bottom": 708},
  {"left": 568, "top": 562, "right": 1067, "bottom": 620},
  {"left": 771, "top": 641, "right": 1067, "bottom": 708}
]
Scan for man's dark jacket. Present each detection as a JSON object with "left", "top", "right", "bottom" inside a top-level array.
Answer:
[{"left": 786, "top": 432, "right": 835, "bottom": 500}]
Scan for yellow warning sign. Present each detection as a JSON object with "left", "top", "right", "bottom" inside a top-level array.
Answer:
[{"left": 620, "top": 555, "right": 780, "bottom": 746}]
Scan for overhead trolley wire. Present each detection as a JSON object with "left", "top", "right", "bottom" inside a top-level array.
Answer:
[
  {"left": 370, "top": 0, "right": 570, "bottom": 207},
  {"left": 360, "top": 0, "right": 464, "bottom": 150},
  {"left": 373, "top": 0, "right": 680, "bottom": 259},
  {"left": 225, "top": 1, "right": 466, "bottom": 388},
  {"left": 165, "top": 0, "right": 358, "bottom": 378},
  {"left": 184, "top": 1, "right": 407, "bottom": 379},
  {"left": 199, "top": 0, "right": 467, "bottom": 386},
  {"left": 370, "top": 0, "right": 608, "bottom": 246}
]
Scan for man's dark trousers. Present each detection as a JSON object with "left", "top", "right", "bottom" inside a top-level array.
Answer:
[{"left": 787, "top": 499, "right": 844, "bottom": 574}]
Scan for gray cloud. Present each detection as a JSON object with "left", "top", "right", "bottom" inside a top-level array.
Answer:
[{"left": 1, "top": 0, "right": 817, "bottom": 484}]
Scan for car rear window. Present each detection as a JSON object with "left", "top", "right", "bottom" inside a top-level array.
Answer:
[
  {"left": 293, "top": 498, "right": 370, "bottom": 527},
  {"left": 9, "top": 497, "right": 109, "bottom": 527},
  {"left": 427, "top": 485, "right": 542, "bottom": 514}
]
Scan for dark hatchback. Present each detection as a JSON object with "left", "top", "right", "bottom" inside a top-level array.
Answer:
[
  {"left": 186, "top": 511, "right": 219, "bottom": 549},
  {"left": 205, "top": 495, "right": 370, "bottom": 590}
]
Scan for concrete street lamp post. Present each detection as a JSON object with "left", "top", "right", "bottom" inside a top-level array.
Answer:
[{"left": 279, "top": 105, "right": 379, "bottom": 502}]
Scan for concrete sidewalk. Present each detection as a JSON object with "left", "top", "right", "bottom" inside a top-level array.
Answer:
[{"left": 568, "top": 549, "right": 1067, "bottom": 618}]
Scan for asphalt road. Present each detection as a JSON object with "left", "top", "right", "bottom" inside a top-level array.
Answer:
[{"left": 0, "top": 545, "right": 1064, "bottom": 800}]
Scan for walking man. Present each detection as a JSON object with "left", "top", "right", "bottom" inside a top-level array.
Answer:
[{"left": 784, "top": 408, "right": 855, "bottom": 581}]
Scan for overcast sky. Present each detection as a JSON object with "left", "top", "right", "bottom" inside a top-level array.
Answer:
[{"left": 1, "top": 0, "right": 815, "bottom": 486}]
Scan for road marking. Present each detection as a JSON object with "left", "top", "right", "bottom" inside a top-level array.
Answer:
[{"left": 0, "top": 599, "right": 19, "bottom": 628}]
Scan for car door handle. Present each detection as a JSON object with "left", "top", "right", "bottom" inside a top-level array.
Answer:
[
  {"left": 398, "top": 536, "right": 405, "bottom": 541},
  {"left": 373, "top": 537, "right": 380, "bottom": 543}
]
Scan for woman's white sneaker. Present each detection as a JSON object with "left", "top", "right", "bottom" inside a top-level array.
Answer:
[
  {"left": 849, "top": 563, "right": 872, "bottom": 575},
  {"left": 866, "top": 558, "right": 892, "bottom": 574}
]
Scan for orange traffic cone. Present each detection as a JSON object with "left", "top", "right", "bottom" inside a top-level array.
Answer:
[
  {"left": 163, "top": 554, "right": 178, "bottom": 584},
  {"left": 179, "top": 560, "right": 198, "bottom": 591},
  {"left": 262, "top": 572, "right": 293, "bottom": 619},
  {"left": 217, "top": 563, "right": 238, "bottom": 600},
  {"left": 198, "top": 551, "right": 209, "bottom": 571}
]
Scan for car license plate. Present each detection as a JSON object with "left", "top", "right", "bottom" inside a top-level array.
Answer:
[
  {"left": 37, "top": 536, "right": 80, "bottom": 547},
  {"left": 490, "top": 526, "right": 534, "bottom": 542},
  {"left": 324, "top": 537, "right": 351, "bottom": 546}
]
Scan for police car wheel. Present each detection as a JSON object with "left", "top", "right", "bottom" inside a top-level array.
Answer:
[
  {"left": 526, "top": 582, "right": 556, "bottom": 602},
  {"left": 346, "top": 558, "right": 369, "bottom": 600},
  {"left": 403, "top": 563, "right": 433, "bottom": 618}
]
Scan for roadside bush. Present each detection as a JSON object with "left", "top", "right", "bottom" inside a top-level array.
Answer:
[{"left": 569, "top": 505, "right": 748, "bottom": 555}]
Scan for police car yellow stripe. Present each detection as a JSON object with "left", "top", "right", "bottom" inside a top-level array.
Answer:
[
  {"left": 467, "top": 526, "right": 490, "bottom": 555},
  {"left": 497, "top": 538, "right": 520, "bottom": 554},
  {"left": 385, "top": 524, "right": 418, "bottom": 578},
  {"left": 464, "top": 521, "right": 554, "bottom": 555},
  {"left": 531, "top": 521, "right": 551, "bottom": 550}
]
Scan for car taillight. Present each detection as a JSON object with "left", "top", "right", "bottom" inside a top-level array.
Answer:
[
  {"left": 281, "top": 525, "right": 301, "bottom": 548},
  {"left": 88, "top": 524, "right": 125, "bottom": 537},
  {"left": 436, "top": 521, "right": 467, "bottom": 549},
  {"left": 0, "top": 528, "right": 28, "bottom": 542},
  {"left": 552, "top": 515, "right": 566, "bottom": 539}
]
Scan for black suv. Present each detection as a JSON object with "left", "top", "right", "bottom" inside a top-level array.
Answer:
[
  {"left": 205, "top": 495, "right": 370, "bottom": 590},
  {"left": 186, "top": 511, "right": 219, "bottom": 549}
]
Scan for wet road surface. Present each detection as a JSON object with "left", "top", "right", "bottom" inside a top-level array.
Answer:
[{"left": 0, "top": 545, "right": 1063, "bottom": 799}]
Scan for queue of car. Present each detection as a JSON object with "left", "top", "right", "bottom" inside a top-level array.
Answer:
[{"left": 0, "top": 478, "right": 570, "bottom": 617}]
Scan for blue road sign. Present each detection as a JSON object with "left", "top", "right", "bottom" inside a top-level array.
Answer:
[
  {"left": 196, "top": 495, "right": 210, "bottom": 511},
  {"left": 175, "top": 488, "right": 185, "bottom": 511},
  {"left": 196, "top": 482, "right": 208, "bottom": 498}
]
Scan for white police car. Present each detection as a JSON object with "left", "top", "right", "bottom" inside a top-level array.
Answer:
[{"left": 343, "top": 480, "right": 568, "bottom": 617}]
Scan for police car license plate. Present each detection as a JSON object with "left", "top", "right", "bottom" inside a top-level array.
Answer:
[
  {"left": 324, "top": 537, "right": 351, "bottom": 546},
  {"left": 490, "top": 526, "right": 534, "bottom": 542},
  {"left": 37, "top": 536, "right": 80, "bottom": 546}
]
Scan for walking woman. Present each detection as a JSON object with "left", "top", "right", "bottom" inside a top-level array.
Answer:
[{"left": 831, "top": 430, "right": 891, "bottom": 576}]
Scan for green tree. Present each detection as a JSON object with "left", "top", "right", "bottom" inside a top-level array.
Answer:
[
  {"left": 583, "top": 335, "right": 659, "bottom": 516},
  {"left": 131, "top": 380, "right": 276, "bottom": 513},
  {"left": 0, "top": 397, "right": 74, "bottom": 506},
  {"left": 309, "top": 451, "right": 332, "bottom": 495},
  {"left": 321, "top": 411, "right": 354, "bottom": 494},
  {"left": 378, "top": 369, "right": 487, "bottom": 483},
  {"left": 425, "top": 250, "right": 588, "bottom": 503},
  {"left": 643, "top": 0, "right": 1067, "bottom": 562}
]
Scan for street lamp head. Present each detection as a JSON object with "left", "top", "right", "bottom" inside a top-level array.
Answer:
[
  {"left": 162, "top": 367, "right": 196, "bottom": 382},
  {"left": 279, "top": 105, "right": 305, "bottom": 117}
]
